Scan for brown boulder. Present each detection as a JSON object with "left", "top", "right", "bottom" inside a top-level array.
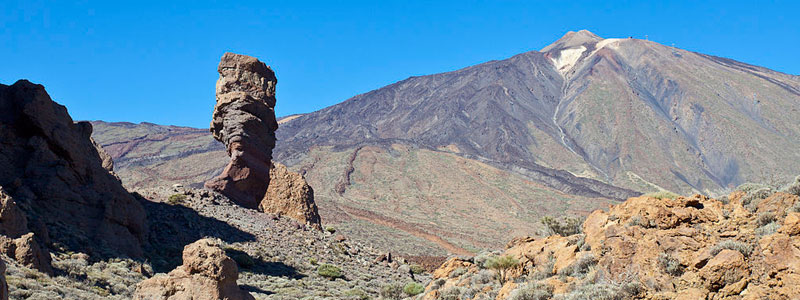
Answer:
[
  {"left": 262, "top": 162, "right": 321, "bottom": 228},
  {"left": 0, "top": 187, "right": 28, "bottom": 238},
  {"left": 0, "top": 80, "right": 146, "bottom": 257},
  {"left": 133, "top": 238, "right": 254, "bottom": 300},
  {"left": 699, "top": 249, "right": 747, "bottom": 291},
  {"left": 205, "top": 53, "right": 278, "bottom": 209},
  {"left": 12, "top": 233, "right": 53, "bottom": 275}
]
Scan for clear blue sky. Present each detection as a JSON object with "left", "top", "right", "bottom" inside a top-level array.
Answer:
[{"left": 2, "top": 1, "right": 798, "bottom": 128}]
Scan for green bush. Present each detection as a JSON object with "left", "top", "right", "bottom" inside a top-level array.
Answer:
[
  {"left": 325, "top": 226, "right": 336, "bottom": 234},
  {"left": 782, "top": 175, "right": 800, "bottom": 196},
  {"left": 343, "top": 288, "right": 369, "bottom": 300},
  {"left": 167, "top": 194, "right": 187, "bottom": 205},
  {"left": 484, "top": 255, "right": 519, "bottom": 283},
  {"left": 711, "top": 240, "right": 753, "bottom": 257},
  {"left": 317, "top": 264, "right": 343, "bottom": 280},
  {"left": 409, "top": 264, "right": 425, "bottom": 274},
  {"left": 541, "top": 216, "right": 583, "bottom": 236},
  {"left": 643, "top": 190, "right": 679, "bottom": 200},
  {"left": 308, "top": 257, "right": 318, "bottom": 265},
  {"left": 403, "top": 282, "right": 424, "bottom": 296}
]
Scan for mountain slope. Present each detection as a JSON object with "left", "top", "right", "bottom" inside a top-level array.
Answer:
[
  {"left": 276, "top": 30, "right": 800, "bottom": 195},
  {"left": 92, "top": 30, "right": 800, "bottom": 256}
]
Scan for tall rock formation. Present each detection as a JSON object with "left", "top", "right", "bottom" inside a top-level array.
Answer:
[
  {"left": 205, "top": 53, "right": 320, "bottom": 228},
  {"left": 205, "top": 53, "right": 279, "bottom": 209},
  {"left": 0, "top": 80, "right": 146, "bottom": 258}
]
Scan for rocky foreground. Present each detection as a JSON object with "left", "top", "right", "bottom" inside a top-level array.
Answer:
[{"left": 421, "top": 179, "right": 800, "bottom": 299}]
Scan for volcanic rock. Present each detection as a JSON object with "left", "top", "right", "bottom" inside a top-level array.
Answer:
[
  {"left": 205, "top": 53, "right": 278, "bottom": 209},
  {"left": 0, "top": 80, "right": 146, "bottom": 257},
  {"left": 262, "top": 162, "right": 320, "bottom": 228},
  {"left": 133, "top": 238, "right": 254, "bottom": 300},
  {"left": 0, "top": 187, "right": 28, "bottom": 238}
]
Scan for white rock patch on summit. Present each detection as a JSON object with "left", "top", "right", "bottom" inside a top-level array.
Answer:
[{"left": 551, "top": 46, "right": 586, "bottom": 75}]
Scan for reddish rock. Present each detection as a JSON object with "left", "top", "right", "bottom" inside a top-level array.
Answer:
[
  {"left": 0, "top": 187, "right": 28, "bottom": 238},
  {"left": 262, "top": 162, "right": 320, "bottom": 228},
  {"left": 0, "top": 80, "right": 146, "bottom": 258},
  {"left": 133, "top": 238, "right": 254, "bottom": 300},
  {"left": 205, "top": 53, "right": 278, "bottom": 209}
]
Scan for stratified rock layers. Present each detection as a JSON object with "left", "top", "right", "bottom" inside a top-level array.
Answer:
[
  {"left": 204, "top": 53, "right": 321, "bottom": 228},
  {"left": 205, "top": 53, "right": 279, "bottom": 209},
  {"left": 0, "top": 80, "right": 146, "bottom": 258}
]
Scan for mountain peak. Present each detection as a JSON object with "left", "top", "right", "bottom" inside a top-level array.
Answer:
[{"left": 541, "top": 29, "right": 603, "bottom": 52}]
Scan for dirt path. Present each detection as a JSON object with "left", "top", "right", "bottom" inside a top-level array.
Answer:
[{"left": 339, "top": 205, "right": 474, "bottom": 256}]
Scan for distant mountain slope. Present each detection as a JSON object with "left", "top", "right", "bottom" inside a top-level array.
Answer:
[
  {"left": 276, "top": 30, "right": 800, "bottom": 195},
  {"left": 92, "top": 30, "right": 800, "bottom": 255},
  {"left": 90, "top": 121, "right": 226, "bottom": 189}
]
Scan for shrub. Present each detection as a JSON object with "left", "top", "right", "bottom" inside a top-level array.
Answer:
[
  {"left": 439, "top": 287, "right": 461, "bottom": 300},
  {"left": 742, "top": 187, "right": 773, "bottom": 209},
  {"left": 643, "top": 191, "right": 679, "bottom": 200},
  {"left": 325, "top": 226, "right": 336, "bottom": 234},
  {"left": 380, "top": 283, "right": 404, "bottom": 300},
  {"left": 757, "top": 212, "right": 777, "bottom": 227},
  {"left": 736, "top": 183, "right": 771, "bottom": 193},
  {"left": 450, "top": 267, "right": 467, "bottom": 278},
  {"left": 343, "top": 288, "right": 369, "bottom": 300},
  {"left": 409, "top": 264, "right": 425, "bottom": 274},
  {"left": 711, "top": 240, "right": 753, "bottom": 257},
  {"left": 541, "top": 216, "right": 583, "bottom": 236},
  {"left": 166, "top": 194, "right": 187, "bottom": 205},
  {"left": 559, "top": 253, "right": 597, "bottom": 277},
  {"left": 791, "top": 201, "right": 800, "bottom": 213},
  {"left": 509, "top": 282, "right": 553, "bottom": 300},
  {"left": 403, "top": 282, "right": 424, "bottom": 296},
  {"left": 484, "top": 255, "right": 519, "bottom": 283},
  {"left": 317, "top": 264, "right": 343, "bottom": 280},
  {"left": 782, "top": 175, "right": 800, "bottom": 196},
  {"left": 756, "top": 221, "right": 780, "bottom": 236},
  {"left": 308, "top": 257, "right": 318, "bottom": 265},
  {"left": 471, "top": 269, "right": 495, "bottom": 285},
  {"left": 657, "top": 252, "right": 683, "bottom": 276}
]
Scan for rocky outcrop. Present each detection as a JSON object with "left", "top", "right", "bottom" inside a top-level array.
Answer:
[
  {"left": 262, "top": 162, "right": 320, "bottom": 228},
  {"left": 205, "top": 53, "right": 279, "bottom": 209},
  {"left": 424, "top": 188, "right": 800, "bottom": 299},
  {"left": 0, "top": 233, "right": 53, "bottom": 275},
  {"left": 0, "top": 80, "right": 146, "bottom": 258},
  {"left": 204, "top": 53, "right": 321, "bottom": 228},
  {"left": 133, "top": 238, "right": 254, "bottom": 300}
]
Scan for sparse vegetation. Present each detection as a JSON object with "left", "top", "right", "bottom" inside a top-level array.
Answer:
[
  {"left": 484, "top": 255, "right": 519, "bottom": 283},
  {"left": 344, "top": 288, "right": 369, "bottom": 300},
  {"left": 657, "top": 252, "right": 683, "bottom": 276},
  {"left": 403, "top": 282, "right": 424, "bottom": 296},
  {"left": 325, "top": 226, "right": 337, "bottom": 234},
  {"left": 711, "top": 240, "right": 753, "bottom": 257},
  {"left": 166, "top": 194, "right": 187, "bottom": 205},
  {"left": 644, "top": 190, "right": 679, "bottom": 200},
  {"left": 439, "top": 286, "right": 462, "bottom": 300},
  {"left": 781, "top": 176, "right": 800, "bottom": 196},
  {"left": 541, "top": 216, "right": 583, "bottom": 236},
  {"left": 317, "top": 264, "right": 343, "bottom": 280},
  {"left": 558, "top": 253, "right": 597, "bottom": 277},
  {"left": 509, "top": 282, "right": 553, "bottom": 300},
  {"left": 379, "top": 283, "right": 404, "bottom": 299},
  {"left": 409, "top": 264, "right": 425, "bottom": 275}
]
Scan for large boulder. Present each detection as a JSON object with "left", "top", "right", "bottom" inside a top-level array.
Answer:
[
  {"left": 262, "top": 162, "right": 320, "bottom": 229},
  {"left": 205, "top": 53, "right": 279, "bottom": 209},
  {"left": 0, "top": 80, "right": 146, "bottom": 257},
  {"left": 133, "top": 238, "right": 254, "bottom": 300}
]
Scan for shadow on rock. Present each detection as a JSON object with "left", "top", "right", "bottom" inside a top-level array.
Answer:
[
  {"left": 224, "top": 248, "right": 305, "bottom": 279},
  {"left": 137, "top": 194, "right": 256, "bottom": 273}
]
